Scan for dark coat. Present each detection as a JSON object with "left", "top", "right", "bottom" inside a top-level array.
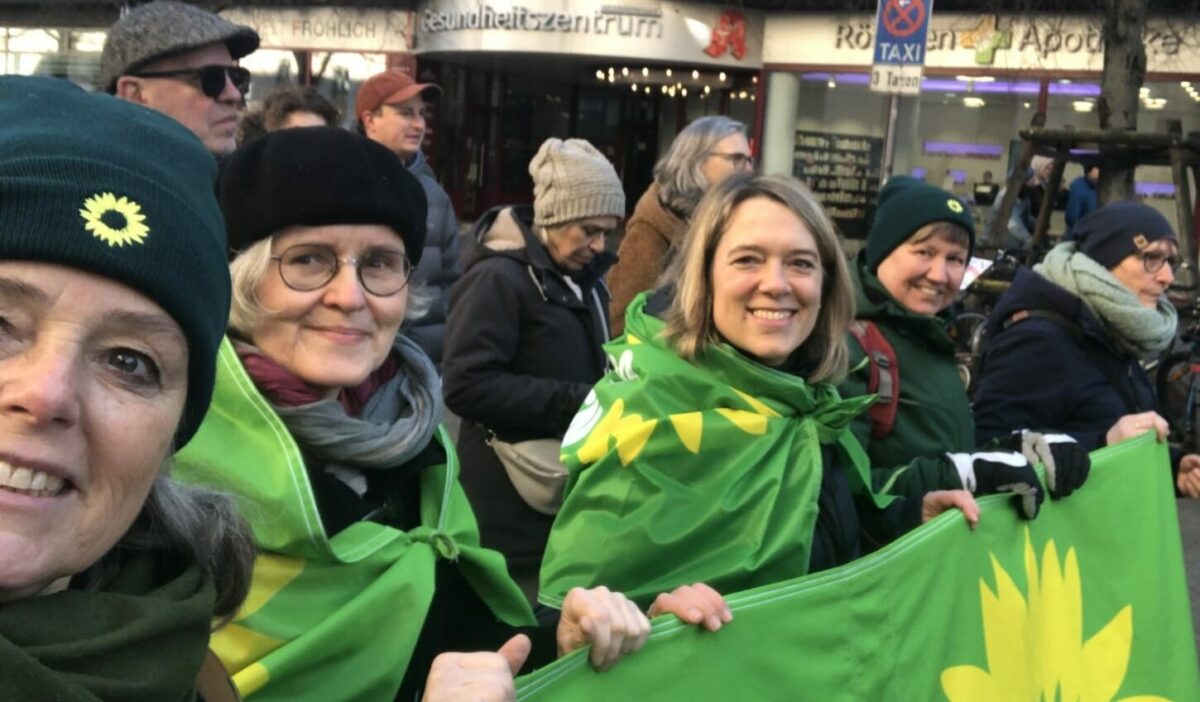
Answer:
[
  {"left": 973, "top": 267, "right": 1156, "bottom": 452},
  {"left": 404, "top": 151, "right": 461, "bottom": 368},
  {"left": 442, "top": 205, "right": 615, "bottom": 591}
]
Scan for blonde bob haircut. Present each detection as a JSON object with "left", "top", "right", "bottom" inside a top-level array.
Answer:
[
  {"left": 660, "top": 173, "right": 854, "bottom": 385},
  {"left": 228, "top": 236, "right": 433, "bottom": 339}
]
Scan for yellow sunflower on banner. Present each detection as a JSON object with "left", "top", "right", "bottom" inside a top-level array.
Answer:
[{"left": 941, "top": 529, "right": 1172, "bottom": 702}]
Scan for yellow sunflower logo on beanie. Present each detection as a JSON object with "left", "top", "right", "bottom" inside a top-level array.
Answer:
[{"left": 80, "top": 192, "right": 149, "bottom": 247}]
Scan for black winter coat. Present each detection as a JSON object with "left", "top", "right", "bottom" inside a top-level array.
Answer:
[
  {"left": 442, "top": 205, "right": 614, "bottom": 594},
  {"left": 974, "top": 267, "right": 1156, "bottom": 452}
]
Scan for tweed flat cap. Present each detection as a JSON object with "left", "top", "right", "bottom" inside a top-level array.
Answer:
[{"left": 100, "top": 1, "right": 259, "bottom": 93}]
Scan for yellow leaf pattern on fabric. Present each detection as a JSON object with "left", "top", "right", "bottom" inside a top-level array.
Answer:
[
  {"left": 732, "top": 388, "right": 781, "bottom": 418},
  {"left": 237, "top": 552, "right": 305, "bottom": 618},
  {"left": 626, "top": 334, "right": 642, "bottom": 345},
  {"left": 668, "top": 412, "right": 703, "bottom": 454},
  {"left": 213, "top": 625, "right": 282, "bottom": 695},
  {"left": 232, "top": 661, "right": 272, "bottom": 697},
  {"left": 941, "top": 529, "right": 1172, "bottom": 702},
  {"left": 576, "top": 398, "right": 659, "bottom": 466},
  {"left": 714, "top": 408, "right": 767, "bottom": 435}
]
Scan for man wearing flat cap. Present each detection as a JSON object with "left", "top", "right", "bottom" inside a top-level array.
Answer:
[
  {"left": 101, "top": 0, "right": 259, "bottom": 156},
  {"left": 358, "top": 70, "right": 460, "bottom": 368}
]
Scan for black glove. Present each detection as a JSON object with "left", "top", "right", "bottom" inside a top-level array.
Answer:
[
  {"left": 989, "top": 430, "right": 1090, "bottom": 500},
  {"left": 945, "top": 451, "right": 1044, "bottom": 520}
]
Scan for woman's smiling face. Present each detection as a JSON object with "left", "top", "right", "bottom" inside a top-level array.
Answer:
[
  {"left": 710, "top": 196, "right": 824, "bottom": 366},
  {"left": 251, "top": 224, "right": 410, "bottom": 397},
  {"left": 875, "top": 226, "right": 969, "bottom": 316},
  {"left": 0, "top": 263, "right": 188, "bottom": 602}
]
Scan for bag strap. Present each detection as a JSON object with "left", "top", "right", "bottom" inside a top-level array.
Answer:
[
  {"left": 1004, "top": 308, "right": 1143, "bottom": 414},
  {"left": 195, "top": 648, "right": 241, "bottom": 702},
  {"left": 849, "top": 320, "right": 900, "bottom": 439}
]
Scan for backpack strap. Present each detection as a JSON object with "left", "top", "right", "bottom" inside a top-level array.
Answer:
[{"left": 849, "top": 320, "right": 900, "bottom": 439}]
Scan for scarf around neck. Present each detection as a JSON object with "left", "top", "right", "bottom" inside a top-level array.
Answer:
[
  {"left": 236, "top": 334, "right": 443, "bottom": 476},
  {"left": 1034, "top": 242, "right": 1177, "bottom": 358},
  {"left": 0, "top": 549, "right": 214, "bottom": 702}
]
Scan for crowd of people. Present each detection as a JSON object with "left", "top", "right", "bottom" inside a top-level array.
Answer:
[{"left": 0, "top": 1, "right": 1196, "bottom": 700}]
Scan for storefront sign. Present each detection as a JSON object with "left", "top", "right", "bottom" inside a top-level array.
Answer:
[
  {"left": 764, "top": 13, "right": 1199, "bottom": 74},
  {"left": 870, "top": 0, "right": 932, "bottom": 95},
  {"left": 794, "top": 130, "right": 883, "bottom": 239},
  {"left": 416, "top": 0, "right": 764, "bottom": 68},
  {"left": 221, "top": 8, "right": 413, "bottom": 53}
]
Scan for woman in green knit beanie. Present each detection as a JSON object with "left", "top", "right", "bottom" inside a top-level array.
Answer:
[
  {"left": 0, "top": 76, "right": 254, "bottom": 701},
  {"left": 842, "top": 176, "right": 1090, "bottom": 547}
]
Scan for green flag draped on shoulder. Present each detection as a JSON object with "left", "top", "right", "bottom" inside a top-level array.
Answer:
[
  {"left": 174, "top": 339, "right": 534, "bottom": 701},
  {"left": 522, "top": 434, "right": 1200, "bottom": 700},
  {"left": 540, "top": 293, "right": 888, "bottom": 609}
]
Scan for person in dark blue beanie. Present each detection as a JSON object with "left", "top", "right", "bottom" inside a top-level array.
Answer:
[
  {"left": 0, "top": 74, "right": 253, "bottom": 701},
  {"left": 975, "top": 199, "right": 1200, "bottom": 499}
]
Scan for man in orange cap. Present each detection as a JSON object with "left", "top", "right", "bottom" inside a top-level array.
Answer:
[{"left": 357, "top": 70, "right": 460, "bottom": 368}]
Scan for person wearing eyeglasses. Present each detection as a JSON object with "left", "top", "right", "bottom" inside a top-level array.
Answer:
[
  {"left": 173, "top": 128, "right": 659, "bottom": 701},
  {"left": 100, "top": 0, "right": 258, "bottom": 156},
  {"left": 974, "top": 201, "right": 1200, "bottom": 498},
  {"left": 357, "top": 70, "right": 461, "bottom": 371},
  {"left": 607, "top": 116, "right": 752, "bottom": 337},
  {"left": 442, "top": 138, "right": 626, "bottom": 608}
]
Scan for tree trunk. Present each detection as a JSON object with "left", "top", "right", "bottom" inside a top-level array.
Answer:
[{"left": 1096, "top": 0, "right": 1147, "bottom": 205}]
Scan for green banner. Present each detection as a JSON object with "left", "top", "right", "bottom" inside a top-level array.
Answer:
[{"left": 519, "top": 434, "right": 1199, "bottom": 701}]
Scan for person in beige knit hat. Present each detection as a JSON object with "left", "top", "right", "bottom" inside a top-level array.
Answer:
[
  {"left": 529, "top": 137, "right": 627, "bottom": 271},
  {"left": 442, "top": 137, "right": 626, "bottom": 605}
]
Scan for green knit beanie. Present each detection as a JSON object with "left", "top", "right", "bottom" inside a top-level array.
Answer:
[
  {"left": 865, "top": 176, "right": 976, "bottom": 272},
  {"left": 0, "top": 76, "right": 230, "bottom": 447}
]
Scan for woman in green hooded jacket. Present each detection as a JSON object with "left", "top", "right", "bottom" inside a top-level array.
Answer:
[{"left": 842, "top": 177, "right": 1089, "bottom": 545}]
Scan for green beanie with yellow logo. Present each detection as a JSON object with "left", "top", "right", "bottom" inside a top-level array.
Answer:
[
  {"left": 865, "top": 176, "right": 976, "bottom": 272},
  {"left": 0, "top": 76, "right": 229, "bottom": 447}
]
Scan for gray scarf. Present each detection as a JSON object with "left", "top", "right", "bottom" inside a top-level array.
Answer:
[
  {"left": 269, "top": 335, "right": 443, "bottom": 494},
  {"left": 1034, "top": 242, "right": 1177, "bottom": 358}
]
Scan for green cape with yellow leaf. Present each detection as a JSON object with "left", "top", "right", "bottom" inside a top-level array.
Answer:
[
  {"left": 174, "top": 339, "right": 533, "bottom": 701},
  {"left": 540, "top": 293, "right": 891, "bottom": 608}
]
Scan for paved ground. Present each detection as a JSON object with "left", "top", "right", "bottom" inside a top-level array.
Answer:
[{"left": 1181, "top": 498, "right": 1200, "bottom": 651}]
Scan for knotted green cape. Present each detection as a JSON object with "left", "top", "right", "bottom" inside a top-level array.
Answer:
[
  {"left": 174, "top": 339, "right": 533, "bottom": 702},
  {"left": 540, "top": 294, "right": 889, "bottom": 608}
]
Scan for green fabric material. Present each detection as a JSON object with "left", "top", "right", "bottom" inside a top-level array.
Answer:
[
  {"left": 0, "top": 550, "right": 215, "bottom": 702},
  {"left": 174, "top": 338, "right": 534, "bottom": 702},
  {"left": 520, "top": 434, "right": 1200, "bottom": 701},
  {"left": 842, "top": 256, "right": 973, "bottom": 498},
  {"left": 539, "top": 293, "right": 889, "bottom": 610},
  {"left": 1035, "top": 242, "right": 1178, "bottom": 358},
  {"left": 864, "top": 176, "right": 976, "bottom": 272},
  {"left": 0, "top": 76, "right": 229, "bottom": 446}
]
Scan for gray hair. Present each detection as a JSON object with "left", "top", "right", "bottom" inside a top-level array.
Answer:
[
  {"left": 79, "top": 468, "right": 256, "bottom": 623},
  {"left": 654, "top": 116, "right": 747, "bottom": 217},
  {"left": 228, "top": 237, "right": 433, "bottom": 339}
]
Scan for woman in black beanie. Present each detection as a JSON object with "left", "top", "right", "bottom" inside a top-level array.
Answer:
[
  {"left": 174, "top": 127, "right": 664, "bottom": 702},
  {"left": 975, "top": 200, "right": 1200, "bottom": 497},
  {"left": 0, "top": 76, "right": 253, "bottom": 701}
]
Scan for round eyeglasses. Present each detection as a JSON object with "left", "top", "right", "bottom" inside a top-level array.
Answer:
[
  {"left": 1139, "top": 249, "right": 1180, "bottom": 274},
  {"left": 271, "top": 244, "right": 412, "bottom": 297},
  {"left": 708, "top": 152, "right": 755, "bottom": 170}
]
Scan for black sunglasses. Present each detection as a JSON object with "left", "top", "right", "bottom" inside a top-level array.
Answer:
[{"left": 129, "top": 64, "right": 250, "bottom": 99}]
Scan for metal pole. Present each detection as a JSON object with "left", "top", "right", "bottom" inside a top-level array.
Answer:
[{"left": 880, "top": 94, "right": 900, "bottom": 184}]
